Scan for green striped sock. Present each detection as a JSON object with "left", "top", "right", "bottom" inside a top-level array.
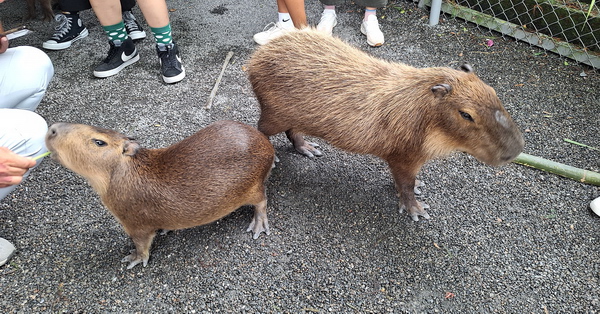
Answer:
[
  {"left": 151, "top": 24, "right": 173, "bottom": 46},
  {"left": 103, "top": 21, "right": 128, "bottom": 44}
]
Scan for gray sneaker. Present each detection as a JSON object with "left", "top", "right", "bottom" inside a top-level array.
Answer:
[
  {"left": 0, "top": 237, "right": 15, "bottom": 266},
  {"left": 122, "top": 11, "right": 146, "bottom": 41}
]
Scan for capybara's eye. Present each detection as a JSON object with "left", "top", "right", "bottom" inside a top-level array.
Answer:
[
  {"left": 459, "top": 111, "right": 474, "bottom": 122},
  {"left": 93, "top": 139, "right": 107, "bottom": 147}
]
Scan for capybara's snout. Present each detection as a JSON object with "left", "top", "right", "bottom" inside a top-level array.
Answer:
[
  {"left": 46, "top": 123, "right": 67, "bottom": 141},
  {"left": 45, "top": 123, "right": 70, "bottom": 156}
]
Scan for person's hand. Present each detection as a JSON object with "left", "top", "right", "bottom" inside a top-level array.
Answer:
[
  {"left": 0, "top": 36, "right": 8, "bottom": 54},
  {"left": 0, "top": 8, "right": 7, "bottom": 54},
  {"left": 0, "top": 147, "right": 36, "bottom": 188}
]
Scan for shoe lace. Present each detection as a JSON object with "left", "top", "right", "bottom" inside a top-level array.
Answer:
[
  {"left": 50, "top": 14, "right": 71, "bottom": 40},
  {"left": 261, "top": 22, "right": 279, "bottom": 32},
  {"left": 158, "top": 46, "right": 180, "bottom": 69},
  {"left": 122, "top": 11, "right": 138, "bottom": 31}
]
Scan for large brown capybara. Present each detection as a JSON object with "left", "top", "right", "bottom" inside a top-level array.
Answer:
[
  {"left": 46, "top": 121, "right": 275, "bottom": 269},
  {"left": 247, "top": 28, "right": 524, "bottom": 221}
]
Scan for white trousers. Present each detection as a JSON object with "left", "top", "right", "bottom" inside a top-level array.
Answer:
[
  {"left": 0, "top": 46, "right": 53, "bottom": 200},
  {"left": 0, "top": 46, "right": 54, "bottom": 111}
]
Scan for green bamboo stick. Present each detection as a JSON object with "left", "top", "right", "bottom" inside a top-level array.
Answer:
[
  {"left": 512, "top": 153, "right": 600, "bottom": 186},
  {"left": 33, "top": 151, "right": 51, "bottom": 161}
]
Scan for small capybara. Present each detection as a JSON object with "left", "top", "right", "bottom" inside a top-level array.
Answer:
[
  {"left": 25, "top": 0, "right": 54, "bottom": 21},
  {"left": 46, "top": 121, "right": 275, "bottom": 269},
  {"left": 247, "top": 28, "right": 524, "bottom": 221}
]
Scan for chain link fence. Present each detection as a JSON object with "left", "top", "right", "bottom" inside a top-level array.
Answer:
[{"left": 418, "top": 0, "right": 600, "bottom": 69}]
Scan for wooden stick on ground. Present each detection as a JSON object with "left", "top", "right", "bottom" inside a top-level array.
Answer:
[{"left": 205, "top": 51, "right": 234, "bottom": 110}]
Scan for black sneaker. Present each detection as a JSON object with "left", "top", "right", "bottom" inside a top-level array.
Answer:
[
  {"left": 43, "top": 13, "right": 89, "bottom": 50},
  {"left": 157, "top": 43, "right": 185, "bottom": 84},
  {"left": 122, "top": 11, "right": 146, "bottom": 41},
  {"left": 93, "top": 37, "right": 140, "bottom": 78}
]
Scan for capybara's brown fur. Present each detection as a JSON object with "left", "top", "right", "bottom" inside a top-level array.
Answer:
[
  {"left": 247, "top": 28, "right": 524, "bottom": 221},
  {"left": 46, "top": 121, "right": 275, "bottom": 269},
  {"left": 25, "top": 0, "right": 54, "bottom": 21}
]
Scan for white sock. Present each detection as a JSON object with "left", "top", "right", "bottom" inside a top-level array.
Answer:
[
  {"left": 278, "top": 12, "right": 293, "bottom": 28},
  {"left": 365, "top": 9, "right": 377, "bottom": 21},
  {"left": 323, "top": 8, "right": 336, "bottom": 15}
]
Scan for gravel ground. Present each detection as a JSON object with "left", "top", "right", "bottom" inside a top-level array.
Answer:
[{"left": 1, "top": 0, "right": 599, "bottom": 312}]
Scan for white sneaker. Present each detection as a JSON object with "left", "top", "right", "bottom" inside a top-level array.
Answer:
[
  {"left": 591, "top": 196, "right": 600, "bottom": 217},
  {"left": 0, "top": 237, "right": 15, "bottom": 266},
  {"left": 253, "top": 22, "right": 293, "bottom": 45},
  {"left": 360, "top": 15, "right": 384, "bottom": 47},
  {"left": 317, "top": 10, "right": 337, "bottom": 35}
]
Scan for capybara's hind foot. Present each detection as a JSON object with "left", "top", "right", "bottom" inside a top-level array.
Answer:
[
  {"left": 400, "top": 201, "right": 431, "bottom": 222},
  {"left": 295, "top": 142, "right": 322, "bottom": 158},
  {"left": 122, "top": 249, "right": 149, "bottom": 269},
  {"left": 247, "top": 212, "right": 270, "bottom": 239}
]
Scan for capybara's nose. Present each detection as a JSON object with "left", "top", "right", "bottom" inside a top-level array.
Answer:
[
  {"left": 47, "top": 123, "right": 68, "bottom": 138},
  {"left": 47, "top": 124, "right": 59, "bottom": 138}
]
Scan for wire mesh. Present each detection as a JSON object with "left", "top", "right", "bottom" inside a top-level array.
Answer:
[{"left": 419, "top": 0, "right": 600, "bottom": 69}]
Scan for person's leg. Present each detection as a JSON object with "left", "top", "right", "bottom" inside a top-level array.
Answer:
[
  {"left": 0, "top": 47, "right": 54, "bottom": 111},
  {"left": 90, "top": 0, "right": 140, "bottom": 78},
  {"left": 91, "top": 0, "right": 145, "bottom": 44},
  {"left": 281, "top": 0, "right": 306, "bottom": 28},
  {"left": 0, "top": 110, "right": 48, "bottom": 200},
  {"left": 0, "top": 109, "right": 48, "bottom": 267},
  {"left": 135, "top": 0, "right": 169, "bottom": 27},
  {"left": 275, "top": 0, "right": 294, "bottom": 30},
  {"left": 136, "top": 0, "right": 185, "bottom": 83},
  {"left": 121, "top": 0, "right": 146, "bottom": 40},
  {"left": 317, "top": 0, "right": 342, "bottom": 35},
  {"left": 89, "top": 0, "right": 123, "bottom": 25},
  {"left": 42, "top": 0, "right": 90, "bottom": 50}
]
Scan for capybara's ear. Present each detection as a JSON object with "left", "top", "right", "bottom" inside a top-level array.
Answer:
[
  {"left": 459, "top": 64, "right": 474, "bottom": 73},
  {"left": 123, "top": 140, "right": 140, "bottom": 156},
  {"left": 431, "top": 84, "right": 452, "bottom": 98}
]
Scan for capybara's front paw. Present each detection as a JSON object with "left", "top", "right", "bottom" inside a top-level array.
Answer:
[
  {"left": 121, "top": 250, "right": 149, "bottom": 269},
  {"left": 295, "top": 142, "right": 323, "bottom": 158},
  {"left": 400, "top": 201, "right": 431, "bottom": 221},
  {"left": 247, "top": 212, "right": 271, "bottom": 239}
]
